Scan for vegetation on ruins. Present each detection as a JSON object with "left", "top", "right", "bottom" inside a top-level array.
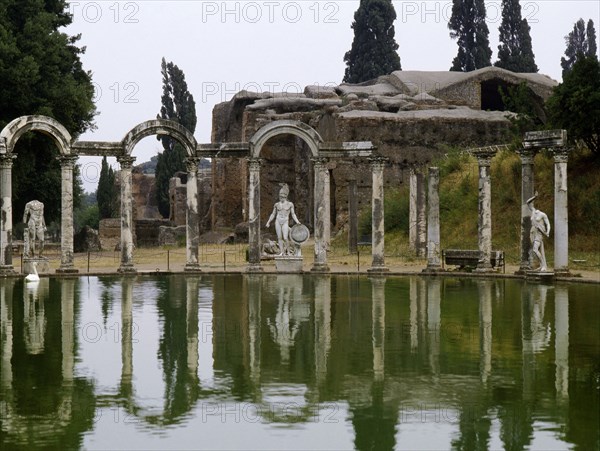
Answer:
[
  {"left": 560, "top": 18, "right": 598, "bottom": 77},
  {"left": 448, "top": 0, "right": 492, "bottom": 71},
  {"left": 0, "top": 0, "right": 95, "bottom": 224},
  {"left": 495, "top": 0, "right": 538, "bottom": 72},
  {"left": 155, "top": 58, "right": 197, "bottom": 218},
  {"left": 97, "top": 156, "right": 117, "bottom": 219},
  {"left": 547, "top": 56, "right": 600, "bottom": 155},
  {"left": 342, "top": 0, "right": 401, "bottom": 83}
]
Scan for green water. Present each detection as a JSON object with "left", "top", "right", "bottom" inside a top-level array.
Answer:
[{"left": 0, "top": 275, "right": 598, "bottom": 450}]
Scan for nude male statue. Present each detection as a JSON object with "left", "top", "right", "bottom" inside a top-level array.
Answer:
[
  {"left": 23, "top": 200, "right": 47, "bottom": 258},
  {"left": 266, "top": 184, "right": 301, "bottom": 256},
  {"left": 527, "top": 192, "right": 551, "bottom": 271}
]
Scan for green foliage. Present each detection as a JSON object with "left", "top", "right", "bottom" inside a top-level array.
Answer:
[
  {"left": 448, "top": 0, "right": 492, "bottom": 71},
  {"left": 343, "top": 0, "right": 401, "bottom": 83},
  {"left": 495, "top": 0, "right": 538, "bottom": 72},
  {"left": 155, "top": 58, "right": 197, "bottom": 218},
  {"left": 74, "top": 204, "right": 99, "bottom": 232},
  {"left": 96, "top": 156, "right": 117, "bottom": 219},
  {"left": 561, "top": 19, "right": 598, "bottom": 77},
  {"left": 547, "top": 56, "right": 600, "bottom": 154},
  {"left": 358, "top": 187, "right": 410, "bottom": 237},
  {"left": 499, "top": 82, "right": 546, "bottom": 139},
  {"left": 0, "top": 0, "right": 95, "bottom": 224}
]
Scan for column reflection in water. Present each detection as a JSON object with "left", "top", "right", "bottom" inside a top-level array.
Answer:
[
  {"left": 478, "top": 280, "right": 492, "bottom": 383},
  {"left": 314, "top": 275, "right": 331, "bottom": 386},
  {"left": 186, "top": 276, "right": 199, "bottom": 380},
  {"left": 371, "top": 276, "right": 386, "bottom": 381},
  {"left": 409, "top": 277, "right": 418, "bottom": 351},
  {"left": 247, "top": 275, "right": 262, "bottom": 389},
  {"left": 23, "top": 279, "right": 49, "bottom": 355},
  {"left": 120, "top": 277, "right": 134, "bottom": 393},
  {"left": 60, "top": 278, "right": 75, "bottom": 382},
  {"left": 554, "top": 285, "right": 569, "bottom": 399},
  {"left": 427, "top": 278, "right": 440, "bottom": 374},
  {"left": 1, "top": 279, "right": 15, "bottom": 389}
]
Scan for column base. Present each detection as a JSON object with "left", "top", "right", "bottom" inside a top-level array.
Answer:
[
  {"left": 0, "top": 265, "right": 18, "bottom": 277},
  {"left": 422, "top": 265, "right": 444, "bottom": 274},
  {"left": 56, "top": 266, "right": 79, "bottom": 274},
  {"left": 367, "top": 266, "right": 389, "bottom": 274},
  {"left": 118, "top": 265, "right": 137, "bottom": 274},
  {"left": 310, "top": 263, "right": 330, "bottom": 273},
  {"left": 246, "top": 263, "right": 264, "bottom": 273},
  {"left": 554, "top": 267, "right": 571, "bottom": 277},
  {"left": 475, "top": 263, "right": 496, "bottom": 273},
  {"left": 184, "top": 264, "right": 202, "bottom": 273},
  {"left": 514, "top": 265, "right": 531, "bottom": 276}
]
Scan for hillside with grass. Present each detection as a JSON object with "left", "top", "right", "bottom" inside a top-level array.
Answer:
[{"left": 343, "top": 147, "right": 599, "bottom": 269}]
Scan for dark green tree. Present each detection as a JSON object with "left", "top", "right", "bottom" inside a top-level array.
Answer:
[
  {"left": 343, "top": 0, "right": 401, "bottom": 83},
  {"left": 495, "top": 0, "right": 538, "bottom": 72},
  {"left": 155, "top": 58, "right": 197, "bottom": 218},
  {"left": 561, "top": 19, "right": 598, "bottom": 77},
  {"left": 0, "top": 0, "right": 95, "bottom": 224},
  {"left": 448, "top": 0, "right": 492, "bottom": 72},
  {"left": 96, "top": 156, "right": 116, "bottom": 219},
  {"left": 548, "top": 56, "right": 600, "bottom": 154}
]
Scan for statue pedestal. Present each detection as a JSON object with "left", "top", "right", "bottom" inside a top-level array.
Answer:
[
  {"left": 525, "top": 270, "right": 555, "bottom": 283},
  {"left": 275, "top": 256, "right": 303, "bottom": 273},
  {"left": 23, "top": 257, "right": 50, "bottom": 275}
]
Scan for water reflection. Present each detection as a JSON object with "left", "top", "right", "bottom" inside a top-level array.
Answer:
[{"left": 0, "top": 275, "right": 598, "bottom": 450}]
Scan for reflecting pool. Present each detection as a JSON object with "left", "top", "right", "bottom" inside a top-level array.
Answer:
[{"left": 0, "top": 275, "right": 598, "bottom": 450}]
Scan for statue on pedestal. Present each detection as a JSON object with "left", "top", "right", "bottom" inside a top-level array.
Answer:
[
  {"left": 527, "top": 192, "right": 551, "bottom": 271},
  {"left": 23, "top": 200, "right": 47, "bottom": 258},
  {"left": 266, "top": 184, "right": 301, "bottom": 256}
]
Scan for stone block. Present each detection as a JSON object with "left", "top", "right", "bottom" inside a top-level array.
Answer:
[{"left": 275, "top": 256, "right": 303, "bottom": 273}]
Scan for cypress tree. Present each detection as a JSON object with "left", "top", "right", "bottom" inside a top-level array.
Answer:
[
  {"left": 448, "top": 0, "right": 492, "bottom": 72},
  {"left": 155, "top": 58, "right": 197, "bottom": 218},
  {"left": 495, "top": 0, "right": 538, "bottom": 72},
  {"left": 343, "top": 0, "right": 401, "bottom": 83},
  {"left": 561, "top": 19, "right": 598, "bottom": 77},
  {"left": 97, "top": 156, "right": 116, "bottom": 219}
]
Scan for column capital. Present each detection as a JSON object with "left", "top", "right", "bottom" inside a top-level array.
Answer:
[
  {"left": 247, "top": 157, "right": 263, "bottom": 171},
  {"left": 0, "top": 153, "right": 17, "bottom": 169},
  {"left": 185, "top": 156, "right": 201, "bottom": 173},
  {"left": 311, "top": 157, "right": 329, "bottom": 168},
  {"left": 553, "top": 146, "right": 570, "bottom": 163},
  {"left": 57, "top": 154, "right": 78, "bottom": 168},
  {"left": 368, "top": 156, "right": 388, "bottom": 170},
  {"left": 117, "top": 155, "right": 136, "bottom": 169},
  {"left": 516, "top": 147, "right": 536, "bottom": 164},
  {"left": 472, "top": 149, "right": 497, "bottom": 166}
]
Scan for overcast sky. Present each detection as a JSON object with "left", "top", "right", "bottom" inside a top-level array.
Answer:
[{"left": 65, "top": 0, "right": 600, "bottom": 192}]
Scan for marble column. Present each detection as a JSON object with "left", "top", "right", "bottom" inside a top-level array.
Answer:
[
  {"left": 371, "top": 276, "right": 386, "bottom": 381},
  {"left": 424, "top": 167, "right": 442, "bottom": 272},
  {"left": 311, "top": 158, "right": 330, "bottom": 272},
  {"left": 57, "top": 155, "right": 79, "bottom": 273},
  {"left": 553, "top": 148, "right": 570, "bottom": 275},
  {"left": 348, "top": 178, "right": 358, "bottom": 253},
  {"left": 117, "top": 156, "right": 136, "bottom": 273},
  {"left": 0, "top": 153, "right": 16, "bottom": 274},
  {"left": 554, "top": 285, "right": 569, "bottom": 399},
  {"left": 247, "top": 158, "right": 263, "bottom": 272},
  {"left": 409, "top": 167, "right": 427, "bottom": 257},
  {"left": 473, "top": 150, "right": 497, "bottom": 272},
  {"left": 185, "top": 157, "right": 201, "bottom": 272},
  {"left": 60, "top": 278, "right": 75, "bottom": 382},
  {"left": 368, "top": 157, "right": 388, "bottom": 273},
  {"left": 516, "top": 149, "right": 536, "bottom": 273}
]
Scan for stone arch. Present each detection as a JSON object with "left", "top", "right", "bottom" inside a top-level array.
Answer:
[
  {"left": 121, "top": 119, "right": 197, "bottom": 156},
  {"left": 249, "top": 120, "right": 323, "bottom": 158},
  {"left": 0, "top": 115, "right": 72, "bottom": 154}
]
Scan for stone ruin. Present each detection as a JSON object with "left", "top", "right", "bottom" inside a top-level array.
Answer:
[{"left": 210, "top": 67, "right": 556, "bottom": 234}]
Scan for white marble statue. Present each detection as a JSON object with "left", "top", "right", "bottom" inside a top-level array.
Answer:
[
  {"left": 527, "top": 192, "right": 551, "bottom": 271},
  {"left": 23, "top": 200, "right": 47, "bottom": 258},
  {"left": 266, "top": 183, "right": 301, "bottom": 256}
]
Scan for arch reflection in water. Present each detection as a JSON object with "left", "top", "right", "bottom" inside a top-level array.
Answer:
[{"left": 0, "top": 275, "right": 598, "bottom": 450}]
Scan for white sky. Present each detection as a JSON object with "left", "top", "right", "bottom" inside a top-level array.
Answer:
[{"left": 65, "top": 0, "right": 600, "bottom": 192}]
